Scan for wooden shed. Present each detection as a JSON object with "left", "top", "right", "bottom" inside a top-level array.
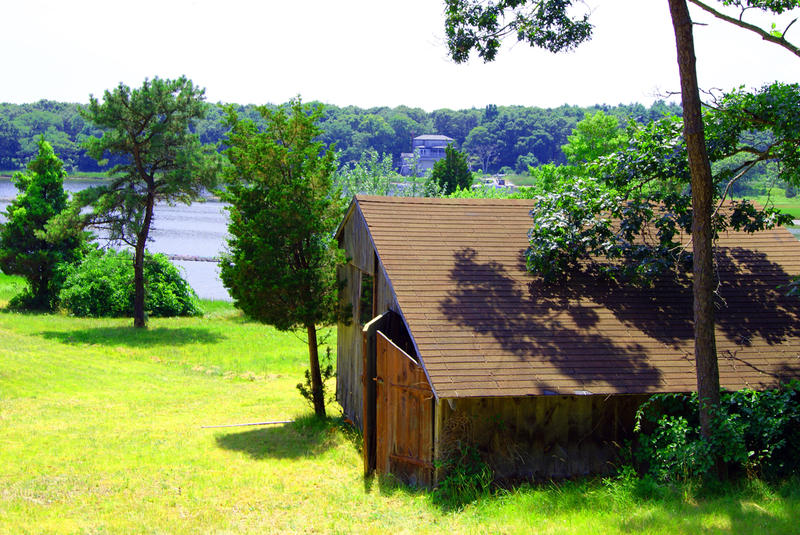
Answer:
[{"left": 335, "top": 196, "right": 800, "bottom": 484}]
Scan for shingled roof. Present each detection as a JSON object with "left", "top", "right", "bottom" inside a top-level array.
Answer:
[{"left": 349, "top": 195, "right": 800, "bottom": 399}]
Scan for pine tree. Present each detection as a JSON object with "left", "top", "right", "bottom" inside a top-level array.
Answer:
[{"left": 0, "top": 138, "right": 84, "bottom": 310}]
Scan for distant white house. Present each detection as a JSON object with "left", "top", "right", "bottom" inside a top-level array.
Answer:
[{"left": 399, "top": 134, "right": 454, "bottom": 176}]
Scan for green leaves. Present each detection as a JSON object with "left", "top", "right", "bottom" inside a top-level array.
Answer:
[
  {"left": 431, "top": 144, "right": 473, "bottom": 194},
  {"left": 334, "top": 149, "right": 398, "bottom": 197},
  {"left": 526, "top": 177, "right": 615, "bottom": 282},
  {"left": 634, "top": 384, "right": 800, "bottom": 481},
  {"left": 444, "top": 0, "right": 593, "bottom": 63},
  {"left": 525, "top": 83, "right": 798, "bottom": 285},
  {"left": 220, "top": 97, "right": 345, "bottom": 331},
  {"left": 58, "top": 249, "right": 200, "bottom": 318},
  {"left": 562, "top": 111, "right": 627, "bottom": 166},
  {"left": 0, "top": 138, "right": 85, "bottom": 310}
]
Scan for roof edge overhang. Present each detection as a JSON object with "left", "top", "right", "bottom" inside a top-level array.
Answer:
[{"left": 437, "top": 390, "right": 693, "bottom": 401}]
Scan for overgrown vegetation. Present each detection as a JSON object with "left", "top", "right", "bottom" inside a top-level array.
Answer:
[
  {"left": 433, "top": 442, "right": 493, "bottom": 509},
  {"left": 634, "top": 384, "right": 800, "bottom": 482},
  {"left": 58, "top": 249, "right": 201, "bottom": 318}
]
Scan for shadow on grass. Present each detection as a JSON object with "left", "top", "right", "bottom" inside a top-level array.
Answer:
[
  {"left": 39, "top": 326, "right": 225, "bottom": 347},
  {"left": 215, "top": 414, "right": 339, "bottom": 460}
]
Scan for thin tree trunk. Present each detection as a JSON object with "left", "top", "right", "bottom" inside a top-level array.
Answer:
[
  {"left": 306, "top": 322, "right": 327, "bottom": 418},
  {"left": 668, "top": 0, "right": 721, "bottom": 440},
  {"left": 133, "top": 192, "right": 155, "bottom": 328}
]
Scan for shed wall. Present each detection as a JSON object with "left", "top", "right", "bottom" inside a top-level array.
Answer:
[
  {"left": 340, "top": 206, "right": 374, "bottom": 274},
  {"left": 337, "top": 205, "right": 404, "bottom": 429},
  {"left": 437, "top": 395, "right": 648, "bottom": 480},
  {"left": 336, "top": 263, "right": 363, "bottom": 427}
]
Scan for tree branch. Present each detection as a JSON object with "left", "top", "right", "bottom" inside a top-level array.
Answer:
[{"left": 687, "top": 0, "right": 800, "bottom": 58}]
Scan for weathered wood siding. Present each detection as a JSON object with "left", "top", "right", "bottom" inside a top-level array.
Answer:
[
  {"left": 336, "top": 206, "right": 374, "bottom": 427},
  {"left": 337, "top": 203, "right": 410, "bottom": 430},
  {"left": 437, "top": 394, "right": 648, "bottom": 480},
  {"left": 337, "top": 263, "right": 362, "bottom": 427},
  {"left": 375, "top": 262, "right": 400, "bottom": 316},
  {"left": 376, "top": 331, "right": 434, "bottom": 487},
  {"left": 340, "top": 205, "right": 374, "bottom": 274}
]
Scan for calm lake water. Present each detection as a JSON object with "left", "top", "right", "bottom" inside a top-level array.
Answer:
[{"left": 0, "top": 179, "right": 231, "bottom": 300}]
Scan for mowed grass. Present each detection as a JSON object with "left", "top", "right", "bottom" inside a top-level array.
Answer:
[
  {"left": 737, "top": 192, "right": 800, "bottom": 220},
  {"left": 1, "top": 273, "right": 799, "bottom": 534}
]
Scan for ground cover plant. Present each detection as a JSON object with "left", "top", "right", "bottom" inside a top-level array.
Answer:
[{"left": 1, "top": 271, "right": 800, "bottom": 534}]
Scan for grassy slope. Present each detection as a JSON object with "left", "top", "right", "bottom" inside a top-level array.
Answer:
[
  {"left": 737, "top": 192, "right": 800, "bottom": 220},
  {"left": 1, "top": 273, "right": 799, "bottom": 534}
]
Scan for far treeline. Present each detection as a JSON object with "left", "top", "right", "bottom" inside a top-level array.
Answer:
[{"left": 0, "top": 99, "right": 681, "bottom": 175}]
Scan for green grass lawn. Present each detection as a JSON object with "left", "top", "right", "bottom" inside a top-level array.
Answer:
[
  {"left": 1, "top": 273, "right": 799, "bottom": 534},
  {"left": 734, "top": 193, "right": 800, "bottom": 220}
]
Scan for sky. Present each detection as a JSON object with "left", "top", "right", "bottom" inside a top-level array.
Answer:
[{"left": 1, "top": 0, "right": 798, "bottom": 110}]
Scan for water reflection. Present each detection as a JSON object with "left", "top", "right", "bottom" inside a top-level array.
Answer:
[{"left": 0, "top": 178, "right": 231, "bottom": 300}]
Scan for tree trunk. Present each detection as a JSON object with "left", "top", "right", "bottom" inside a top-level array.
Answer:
[
  {"left": 668, "top": 0, "right": 721, "bottom": 440},
  {"left": 133, "top": 192, "right": 155, "bottom": 328},
  {"left": 306, "top": 322, "right": 327, "bottom": 418}
]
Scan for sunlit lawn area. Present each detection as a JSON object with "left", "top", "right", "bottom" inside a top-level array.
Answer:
[
  {"left": 738, "top": 192, "right": 800, "bottom": 220},
  {"left": 1, "top": 272, "right": 799, "bottom": 534}
]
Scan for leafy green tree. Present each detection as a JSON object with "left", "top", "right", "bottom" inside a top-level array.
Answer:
[
  {"left": 463, "top": 125, "right": 499, "bottom": 171},
  {"left": 49, "top": 76, "right": 217, "bottom": 328},
  {"left": 444, "top": 0, "right": 800, "bottom": 446},
  {"left": 526, "top": 85, "right": 799, "bottom": 345},
  {"left": 0, "top": 138, "right": 84, "bottom": 310},
  {"left": 334, "top": 149, "right": 398, "bottom": 197},
  {"left": 220, "top": 98, "right": 345, "bottom": 418},
  {"left": 431, "top": 144, "right": 473, "bottom": 194},
  {"left": 528, "top": 162, "right": 581, "bottom": 193},
  {"left": 0, "top": 116, "right": 21, "bottom": 169},
  {"left": 562, "top": 110, "right": 626, "bottom": 165}
]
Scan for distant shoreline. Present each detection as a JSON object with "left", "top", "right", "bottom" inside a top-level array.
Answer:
[{"left": 0, "top": 173, "right": 114, "bottom": 181}]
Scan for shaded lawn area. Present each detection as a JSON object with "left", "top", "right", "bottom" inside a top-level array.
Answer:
[{"left": 1, "top": 273, "right": 799, "bottom": 533}]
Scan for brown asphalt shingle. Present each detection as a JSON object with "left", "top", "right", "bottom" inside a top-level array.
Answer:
[{"left": 354, "top": 195, "right": 800, "bottom": 399}]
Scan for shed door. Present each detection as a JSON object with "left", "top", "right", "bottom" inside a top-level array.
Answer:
[{"left": 375, "top": 331, "right": 434, "bottom": 486}]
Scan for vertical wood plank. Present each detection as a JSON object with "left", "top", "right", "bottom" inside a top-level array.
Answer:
[{"left": 375, "top": 331, "right": 434, "bottom": 486}]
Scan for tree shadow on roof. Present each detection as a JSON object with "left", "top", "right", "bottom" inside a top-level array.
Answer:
[
  {"left": 439, "top": 247, "right": 663, "bottom": 392},
  {"left": 439, "top": 244, "right": 800, "bottom": 392},
  {"left": 558, "top": 246, "right": 800, "bottom": 349},
  {"left": 714, "top": 247, "right": 800, "bottom": 344}
]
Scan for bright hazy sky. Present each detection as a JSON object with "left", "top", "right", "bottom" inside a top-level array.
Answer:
[{"left": 1, "top": 0, "right": 797, "bottom": 110}]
